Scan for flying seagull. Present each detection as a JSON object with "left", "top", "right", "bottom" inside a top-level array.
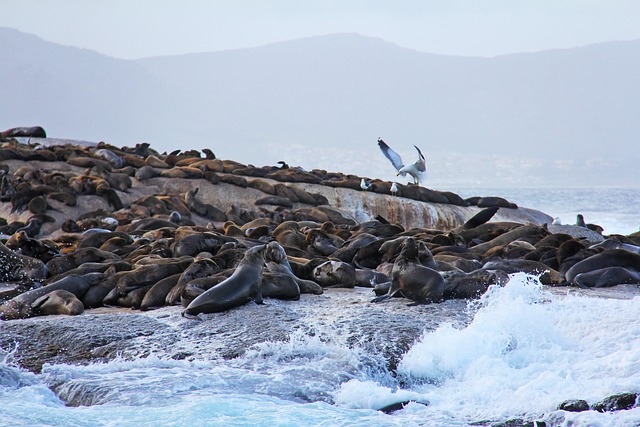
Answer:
[{"left": 377, "top": 138, "right": 426, "bottom": 185}]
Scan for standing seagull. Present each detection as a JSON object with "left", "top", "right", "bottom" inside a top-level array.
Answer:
[
  {"left": 377, "top": 138, "right": 426, "bottom": 185},
  {"left": 390, "top": 182, "right": 399, "bottom": 196},
  {"left": 360, "top": 178, "right": 372, "bottom": 191}
]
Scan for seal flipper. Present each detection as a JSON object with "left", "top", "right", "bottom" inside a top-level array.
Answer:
[
  {"left": 181, "top": 310, "right": 202, "bottom": 320},
  {"left": 253, "top": 282, "right": 264, "bottom": 305},
  {"left": 462, "top": 206, "right": 499, "bottom": 230},
  {"left": 371, "top": 294, "right": 392, "bottom": 303}
]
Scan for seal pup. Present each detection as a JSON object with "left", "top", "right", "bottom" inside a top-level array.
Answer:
[
  {"left": 183, "top": 245, "right": 267, "bottom": 316},
  {"left": 372, "top": 237, "right": 444, "bottom": 304},
  {"left": 377, "top": 138, "right": 426, "bottom": 185}
]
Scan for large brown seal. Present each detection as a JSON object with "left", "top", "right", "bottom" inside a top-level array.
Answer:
[
  {"left": 183, "top": 245, "right": 267, "bottom": 315},
  {"left": 372, "top": 237, "right": 444, "bottom": 304}
]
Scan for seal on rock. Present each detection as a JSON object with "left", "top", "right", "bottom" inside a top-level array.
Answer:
[
  {"left": 31, "top": 289, "right": 85, "bottom": 316},
  {"left": 264, "top": 241, "right": 323, "bottom": 295},
  {"left": 0, "top": 273, "right": 102, "bottom": 320},
  {"left": 183, "top": 244, "right": 267, "bottom": 315},
  {"left": 565, "top": 249, "right": 640, "bottom": 283},
  {"left": 372, "top": 237, "right": 444, "bottom": 304},
  {"left": 0, "top": 240, "right": 48, "bottom": 282},
  {"left": 311, "top": 260, "right": 356, "bottom": 288},
  {"left": 573, "top": 267, "right": 640, "bottom": 288}
]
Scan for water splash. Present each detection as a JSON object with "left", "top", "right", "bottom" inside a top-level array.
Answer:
[{"left": 335, "top": 273, "right": 640, "bottom": 425}]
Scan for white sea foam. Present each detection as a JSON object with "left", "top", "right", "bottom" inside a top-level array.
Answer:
[{"left": 335, "top": 273, "right": 640, "bottom": 426}]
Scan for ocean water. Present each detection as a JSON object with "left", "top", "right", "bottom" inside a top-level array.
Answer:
[
  {"left": 447, "top": 187, "right": 640, "bottom": 236},
  {"left": 2, "top": 274, "right": 640, "bottom": 427}
]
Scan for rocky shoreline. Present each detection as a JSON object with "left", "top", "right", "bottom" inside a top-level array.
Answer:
[{"left": 1, "top": 135, "right": 639, "bottom": 421}]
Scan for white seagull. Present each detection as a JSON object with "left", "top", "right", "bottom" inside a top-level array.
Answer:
[
  {"left": 360, "top": 178, "right": 371, "bottom": 191},
  {"left": 390, "top": 182, "right": 399, "bottom": 196},
  {"left": 377, "top": 138, "right": 426, "bottom": 185}
]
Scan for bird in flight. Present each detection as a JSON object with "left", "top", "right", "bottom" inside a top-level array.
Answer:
[{"left": 377, "top": 138, "right": 426, "bottom": 185}]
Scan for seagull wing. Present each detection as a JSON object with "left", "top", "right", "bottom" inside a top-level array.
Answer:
[
  {"left": 377, "top": 138, "right": 404, "bottom": 171},
  {"left": 413, "top": 145, "right": 426, "bottom": 172}
]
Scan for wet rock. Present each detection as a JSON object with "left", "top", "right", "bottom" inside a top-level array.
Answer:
[
  {"left": 591, "top": 392, "right": 638, "bottom": 412},
  {"left": 558, "top": 399, "right": 589, "bottom": 412}
]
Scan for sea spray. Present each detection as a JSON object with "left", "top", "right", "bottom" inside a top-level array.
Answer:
[{"left": 334, "top": 273, "right": 640, "bottom": 425}]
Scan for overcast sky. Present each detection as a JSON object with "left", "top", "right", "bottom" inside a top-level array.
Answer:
[{"left": 2, "top": 0, "right": 640, "bottom": 59}]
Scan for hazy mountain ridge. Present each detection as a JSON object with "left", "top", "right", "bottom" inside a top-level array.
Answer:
[{"left": 1, "top": 27, "right": 638, "bottom": 187}]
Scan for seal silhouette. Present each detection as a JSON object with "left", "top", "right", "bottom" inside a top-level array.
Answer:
[
  {"left": 183, "top": 244, "right": 267, "bottom": 315},
  {"left": 372, "top": 237, "right": 444, "bottom": 304}
]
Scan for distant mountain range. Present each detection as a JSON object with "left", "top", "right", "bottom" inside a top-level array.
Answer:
[{"left": 1, "top": 27, "right": 638, "bottom": 187}]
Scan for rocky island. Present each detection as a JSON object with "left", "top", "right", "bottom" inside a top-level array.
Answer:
[{"left": 1, "top": 132, "right": 639, "bottom": 422}]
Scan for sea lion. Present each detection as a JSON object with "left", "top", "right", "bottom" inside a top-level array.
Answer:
[
  {"left": 305, "top": 229, "right": 340, "bottom": 256},
  {"left": 0, "top": 240, "right": 48, "bottom": 282},
  {"left": 94, "top": 148, "right": 125, "bottom": 168},
  {"left": 573, "top": 267, "right": 640, "bottom": 288},
  {"left": 31, "top": 289, "right": 85, "bottom": 316},
  {"left": 590, "top": 239, "right": 640, "bottom": 254},
  {"left": 165, "top": 257, "right": 220, "bottom": 305},
  {"left": 0, "top": 273, "right": 103, "bottom": 320},
  {"left": 264, "top": 241, "right": 323, "bottom": 295},
  {"left": 0, "top": 126, "right": 46, "bottom": 138},
  {"left": 311, "top": 260, "right": 356, "bottom": 288},
  {"left": 354, "top": 268, "right": 389, "bottom": 288},
  {"left": 139, "top": 273, "right": 182, "bottom": 311},
  {"left": 441, "top": 269, "right": 509, "bottom": 299},
  {"left": 104, "top": 257, "right": 192, "bottom": 306},
  {"left": 482, "top": 259, "right": 564, "bottom": 285},
  {"left": 565, "top": 249, "right": 640, "bottom": 284},
  {"left": 261, "top": 272, "right": 301, "bottom": 300},
  {"left": 180, "top": 271, "right": 234, "bottom": 307},
  {"left": 183, "top": 245, "right": 267, "bottom": 315},
  {"left": 469, "top": 225, "right": 549, "bottom": 257},
  {"left": 372, "top": 237, "right": 445, "bottom": 304},
  {"left": 45, "top": 247, "right": 120, "bottom": 276}
]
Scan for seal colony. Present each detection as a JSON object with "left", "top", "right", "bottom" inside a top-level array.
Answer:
[{"left": 0, "top": 131, "right": 639, "bottom": 320}]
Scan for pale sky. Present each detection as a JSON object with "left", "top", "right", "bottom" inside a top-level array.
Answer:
[{"left": 2, "top": 0, "right": 640, "bottom": 59}]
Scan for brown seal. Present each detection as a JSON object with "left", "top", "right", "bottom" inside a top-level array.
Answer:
[
  {"left": 183, "top": 245, "right": 267, "bottom": 315},
  {"left": 372, "top": 237, "right": 444, "bottom": 304}
]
